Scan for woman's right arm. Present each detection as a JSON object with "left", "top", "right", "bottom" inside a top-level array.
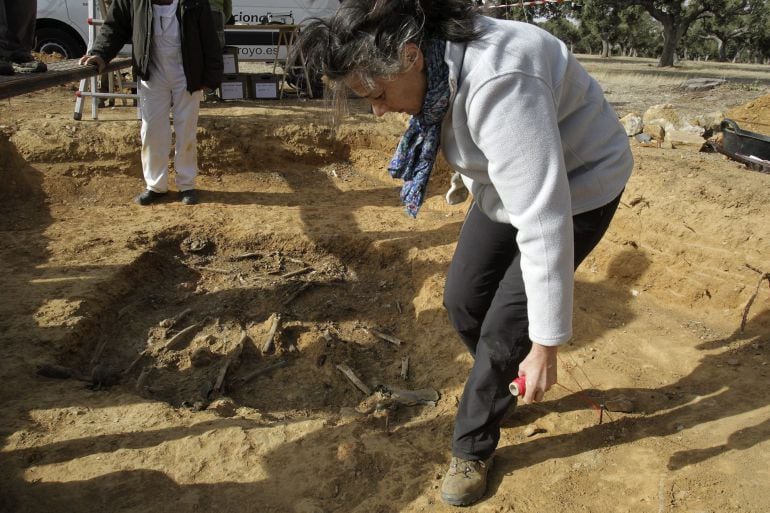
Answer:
[{"left": 466, "top": 73, "right": 576, "bottom": 348}]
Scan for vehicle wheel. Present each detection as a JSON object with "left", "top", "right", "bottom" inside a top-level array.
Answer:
[{"left": 35, "top": 26, "right": 86, "bottom": 59}]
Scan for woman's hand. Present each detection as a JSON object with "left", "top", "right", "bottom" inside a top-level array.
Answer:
[{"left": 517, "top": 343, "right": 558, "bottom": 404}]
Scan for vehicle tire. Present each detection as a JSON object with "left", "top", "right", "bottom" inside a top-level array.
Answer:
[{"left": 35, "top": 26, "right": 86, "bottom": 60}]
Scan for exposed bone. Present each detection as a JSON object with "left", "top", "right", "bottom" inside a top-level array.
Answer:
[
  {"left": 135, "top": 366, "right": 152, "bottom": 392},
  {"left": 213, "top": 332, "right": 247, "bottom": 395},
  {"left": 388, "top": 386, "right": 439, "bottom": 406},
  {"left": 356, "top": 385, "right": 439, "bottom": 414},
  {"left": 262, "top": 313, "right": 282, "bottom": 353},
  {"left": 163, "top": 323, "right": 201, "bottom": 351},
  {"left": 367, "top": 328, "right": 402, "bottom": 347},
  {"left": 123, "top": 349, "right": 149, "bottom": 376},
  {"left": 230, "top": 251, "right": 263, "bottom": 261},
  {"left": 280, "top": 266, "right": 314, "bottom": 279},
  {"left": 283, "top": 282, "right": 313, "bottom": 306},
  {"left": 239, "top": 358, "right": 289, "bottom": 384},
  {"left": 336, "top": 364, "right": 372, "bottom": 396},
  {"left": 192, "top": 265, "right": 232, "bottom": 274},
  {"left": 90, "top": 338, "right": 108, "bottom": 366},
  {"left": 37, "top": 364, "right": 88, "bottom": 381},
  {"left": 395, "top": 301, "right": 403, "bottom": 314},
  {"left": 159, "top": 308, "right": 192, "bottom": 329},
  {"left": 400, "top": 355, "right": 409, "bottom": 381},
  {"left": 37, "top": 363, "right": 120, "bottom": 389},
  {"left": 117, "top": 301, "right": 136, "bottom": 319},
  {"left": 89, "top": 363, "right": 120, "bottom": 389}
]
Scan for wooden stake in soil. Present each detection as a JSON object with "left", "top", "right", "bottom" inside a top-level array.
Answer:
[
  {"left": 336, "top": 364, "right": 372, "bottom": 395},
  {"left": 262, "top": 313, "right": 282, "bottom": 353}
]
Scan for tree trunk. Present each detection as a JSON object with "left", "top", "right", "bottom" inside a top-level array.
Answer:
[
  {"left": 659, "top": 26, "right": 678, "bottom": 66},
  {"left": 601, "top": 38, "right": 611, "bottom": 58},
  {"left": 732, "top": 46, "right": 743, "bottom": 63},
  {"left": 716, "top": 38, "right": 726, "bottom": 62}
]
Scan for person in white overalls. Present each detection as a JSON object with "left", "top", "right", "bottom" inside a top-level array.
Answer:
[
  {"left": 140, "top": 0, "right": 202, "bottom": 204},
  {"left": 80, "top": 0, "right": 224, "bottom": 206}
]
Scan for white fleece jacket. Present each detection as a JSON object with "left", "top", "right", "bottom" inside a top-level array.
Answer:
[{"left": 441, "top": 17, "right": 633, "bottom": 346}]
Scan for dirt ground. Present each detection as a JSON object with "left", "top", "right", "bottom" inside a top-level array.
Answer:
[{"left": 1, "top": 57, "right": 769, "bottom": 513}]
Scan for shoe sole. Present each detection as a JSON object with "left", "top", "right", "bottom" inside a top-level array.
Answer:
[
  {"left": 135, "top": 192, "right": 167, "bottom": 205},
  {"left": 440, "top": 488, "right": 486, "bottom": 507}
]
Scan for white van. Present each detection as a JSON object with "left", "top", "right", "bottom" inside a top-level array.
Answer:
[{"left": 35, "top": 1, "right": 340, "bottom": 60}]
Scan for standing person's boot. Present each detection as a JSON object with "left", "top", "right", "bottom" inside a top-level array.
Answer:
[
  {"left": 134, "top": 189, "right": 167, "bottom": 205},
  {"left": 11, "top": 54, "right": 47, "bottom": 73},
  {"left": 0, "top": 57, "right": 14, "bottom": 75},
  {"left": 180, "top": 189, "right": 198, "bottom": 205},
  {"left": 440, "top": 456, "right": 493, "bottom": 506}
]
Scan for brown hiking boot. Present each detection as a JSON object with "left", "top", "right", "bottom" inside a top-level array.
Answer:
[{"left": 440, "top": 455, "right": 493, "bottom": 506}]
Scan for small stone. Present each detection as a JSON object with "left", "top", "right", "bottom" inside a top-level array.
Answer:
[
  {"left": 679, "top": 78, "right": 726, "bottom": 91},
  {"left": 207, "top": 397, "right": 237, "bottom": 417},
  {"left": 634, "top": 133, "right": 652, "bottom": 143},
  {"left": 523, "top": 424, "right": 545, "bottom": 437},
  {"left": 727, "top": 358, "right": 740, "bottom": 366}
]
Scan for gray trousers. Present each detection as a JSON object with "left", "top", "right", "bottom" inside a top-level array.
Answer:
[
  {"left": 444, "top": 193, "right": 622, "bottom": 460},
  {"left": 0, "top": 0, "right": 37, "bottom": 60}
]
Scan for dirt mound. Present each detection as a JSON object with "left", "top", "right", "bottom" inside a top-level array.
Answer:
[{"left": 725, "top": 92, "right": 770, "bottom": 135}]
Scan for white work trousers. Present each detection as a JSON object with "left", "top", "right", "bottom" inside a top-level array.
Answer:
[{"left": 139, "top": 48, "right": 202, "bottom": 193}]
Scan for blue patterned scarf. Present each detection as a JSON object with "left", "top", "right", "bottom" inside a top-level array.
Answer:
[{"left": 388, "top": 40, "right": 450, "bottom": 218}]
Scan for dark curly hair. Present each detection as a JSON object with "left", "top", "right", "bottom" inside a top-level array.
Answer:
[{"left": 292, "top": 0, "right": 483, "bottom": 117}]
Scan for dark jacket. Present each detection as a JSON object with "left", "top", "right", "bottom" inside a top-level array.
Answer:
[{"left": 90, "top": 0, "right": 223, "bottom": 92}]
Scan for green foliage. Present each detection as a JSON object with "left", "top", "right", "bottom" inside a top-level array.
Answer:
[{"left": 488, "top": 0, "right": 768, "bottom": 63}]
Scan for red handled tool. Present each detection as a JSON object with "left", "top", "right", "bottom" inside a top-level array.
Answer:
[{"left": 509, "top": 376, "right": 526, "bottom": 397}]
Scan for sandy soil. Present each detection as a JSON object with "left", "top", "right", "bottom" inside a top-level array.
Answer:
[{"left": 1, "top": 59, "right": 769, "bottom": 513}]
